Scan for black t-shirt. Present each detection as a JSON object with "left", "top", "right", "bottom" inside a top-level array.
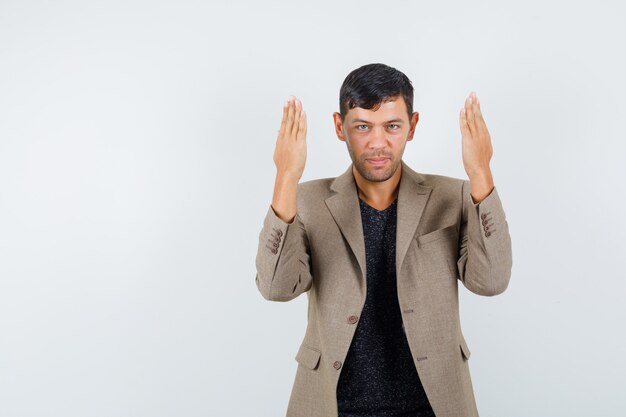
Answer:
[{"left": 336, "top": 196, "right": 436, "bottom": 417}]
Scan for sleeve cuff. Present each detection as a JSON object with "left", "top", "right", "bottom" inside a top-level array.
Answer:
[
  {"left": 269, "top": 204, "right": 297, "bottom": 226},
  {"left": 470, "top": 186, "right": 495, "bottom": 207}
]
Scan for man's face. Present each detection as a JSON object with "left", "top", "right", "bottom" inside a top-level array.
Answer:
[{"left": 333, "top": 95, "right": 419, "bottom": 183}]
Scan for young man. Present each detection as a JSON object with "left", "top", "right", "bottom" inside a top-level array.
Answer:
[{"left": 255, "top": 63, "right": 513, "bottom": 417}]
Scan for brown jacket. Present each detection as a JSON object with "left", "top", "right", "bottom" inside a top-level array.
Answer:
[{"left": 255, "top": 160, "right": 513, "bottom": 417}]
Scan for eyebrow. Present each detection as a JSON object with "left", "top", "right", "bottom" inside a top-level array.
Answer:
[{"left": 351, "top": 118, "right": 405, "bottom": 124}]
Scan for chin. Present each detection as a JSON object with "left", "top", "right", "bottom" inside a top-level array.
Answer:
[{"left": 358, "top": 160, "right": 398, "bottom": 182}]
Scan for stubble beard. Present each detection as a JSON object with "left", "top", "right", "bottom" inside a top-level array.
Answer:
[{"left": 346, "top": 138, "right": 403, "bottom": 183}]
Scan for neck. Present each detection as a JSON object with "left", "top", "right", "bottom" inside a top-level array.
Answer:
[{"left": 353, "top": 163, "right": 402, "bottom": 208}]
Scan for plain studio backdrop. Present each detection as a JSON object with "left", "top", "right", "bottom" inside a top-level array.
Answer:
[{"left": 1, "top": 0, "right": 624, "bottom": 416}]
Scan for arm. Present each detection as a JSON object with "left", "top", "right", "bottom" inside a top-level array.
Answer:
[
  {"left": 255, "top": 96, "right": 312, "bottom": 301},
  {"left": 456, "top": 179, "right": 513, "bottom": 296},
  {"left": 456, "top": 91, "right": 513, "bottom": 295},
  {"left": 255, "top": 201, "right": 313, "bottom": 301}
]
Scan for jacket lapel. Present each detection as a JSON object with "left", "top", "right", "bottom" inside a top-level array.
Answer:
[
  {"left": 324, "top": 160, "right": 432, "bottom": 281},
  {"left": 324, "top": 164, "right": 367, "bottom": 279},
  {"left": 395, "top": 160, "right": 432, "bottom": 272}
]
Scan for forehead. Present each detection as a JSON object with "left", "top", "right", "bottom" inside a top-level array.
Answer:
[{"left": 345, "top": 96, "right": 409, "bottom": 122}]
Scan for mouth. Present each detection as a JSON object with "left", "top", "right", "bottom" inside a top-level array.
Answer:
[{"left": 366, "top": 157, "right": 390, "bottom": 166}]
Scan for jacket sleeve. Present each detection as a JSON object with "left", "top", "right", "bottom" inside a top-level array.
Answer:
[
  {"left": 255, "top": 204, "right": 313, "bottom": 301},
  {"left": 456, "top": 179, "right": 513, "bottom": 296}
]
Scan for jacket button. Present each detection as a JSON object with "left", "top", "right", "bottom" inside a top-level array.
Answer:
[
  {"left": 481, "top": 213, "right": 487, "bottom": 220},
  {"left": 482, "top": 219, "right": 489, "bottom": 226},
  {"left": 348, "top": 315, "right": 358, "bottom": 324},
  {"left": 333, "top": 360, "right": 342, "bottom": 370},
  {"left": 271, "top": 248, "right": 277, "bottom": 254},
  {"left": 276, "top": 230, "right": 283, "bottom": 236},
  {"left": 485, "top": 231, "right": 491, "bottom": 237}
]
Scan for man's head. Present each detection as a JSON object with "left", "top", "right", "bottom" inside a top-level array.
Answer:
[{"left": 333, "top": 63, "right": 419, "bottom": 183}]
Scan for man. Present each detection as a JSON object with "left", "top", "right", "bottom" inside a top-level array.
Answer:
[{"left": 255, "top": 63, "right": 513, "bottom": 417}]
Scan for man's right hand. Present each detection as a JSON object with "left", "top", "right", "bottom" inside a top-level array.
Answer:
[
  {"left": 270, "top": 96, "right": 307, "bottom": 224},
  {"left": 273, "top": 96, "right": 307, "bottom": 180}
]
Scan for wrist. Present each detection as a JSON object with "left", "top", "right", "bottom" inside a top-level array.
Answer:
[
  {"left": 276, "top": 170, "right": 301, "bottom": 184},
  {"left": 468, "top": 169, "right": 494, "bottom": 204}
]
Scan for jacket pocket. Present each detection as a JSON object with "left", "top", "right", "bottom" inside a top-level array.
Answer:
[
  {"left": 295, "top": 344, "right": 321, "bottom": 370},
  {"left": 416, "top": 223, "right": 458, "bottom": 247},
  {"left": 415, "top": 224, "right": 459, "bottom": 276},
  {"left": 459, "top": 336, "right": 471, "bottom": 360}
]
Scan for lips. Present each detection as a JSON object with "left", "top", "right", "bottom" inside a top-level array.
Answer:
[{"left": 367, "top": 158, "right": 390, "bottom": 165}]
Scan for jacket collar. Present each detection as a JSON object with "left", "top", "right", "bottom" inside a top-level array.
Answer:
[{"left": 324, "top": 159, "right": 433, "bottom": 281}]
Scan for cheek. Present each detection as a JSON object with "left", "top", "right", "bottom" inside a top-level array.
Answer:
[{"left": 346, "top": 134, "right": 364, "bottom": 148}]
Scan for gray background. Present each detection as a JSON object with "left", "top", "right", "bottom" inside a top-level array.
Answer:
[{"left": 1, "top": 0, "right": 624, "bottom": 416}]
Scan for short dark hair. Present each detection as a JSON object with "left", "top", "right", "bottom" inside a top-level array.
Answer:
[{"left": 339, "top": 63, "right": 414, "bottom": 121}]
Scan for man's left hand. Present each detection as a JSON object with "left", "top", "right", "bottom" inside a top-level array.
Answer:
[{"left": 459, "top": 91, "right": 495, "bottom": 203}]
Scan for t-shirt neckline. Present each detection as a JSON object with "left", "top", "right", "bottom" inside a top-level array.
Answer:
[{"left": 358, "top": 196, "right": 398, "bottom": 214}]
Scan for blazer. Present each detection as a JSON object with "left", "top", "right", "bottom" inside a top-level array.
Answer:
[{"left": 255, "top": 159, "right": 513, "bottom": 417}]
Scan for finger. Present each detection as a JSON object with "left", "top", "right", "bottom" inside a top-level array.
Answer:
[
  {"left": 472, "top": 93, "right": 488, "bottom": 135},
  {"left": 471, "top": 92, "right": 483, "bottom": 121},
  {"left": 464, "top": 92, "right": 477, "bottom": 135},
  {"left": 277, "top": 100, "right": 289, "bottom": 139},
  {"left": 285, "top": 96, "right": 295, "bottom": 134},
  {"left": 291, "top": 98, "right": 302, "bottom": 138},
  {"left": 459, "top": 107, "right": 471, "bottom": 138},
  {"left": 297, "top": 110, "right": 307, "bottom": 142}
]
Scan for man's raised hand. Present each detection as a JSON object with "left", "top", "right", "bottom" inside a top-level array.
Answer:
[
  {"left": 459, "top": 91, "right": 495, "bottom": 203},
  {"left": 273, "top": 96, "right": 307, "bottom": 181},
  {"left": 269, "top": 96, "right": 307, "bottom": 223}
]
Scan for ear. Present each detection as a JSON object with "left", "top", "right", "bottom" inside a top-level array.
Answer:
[
  {"left": 406, "top": 111, "right": 419, "bottom": 141},
  {"left": 333, "top": 112, "right": 346, "bottom": 142}
]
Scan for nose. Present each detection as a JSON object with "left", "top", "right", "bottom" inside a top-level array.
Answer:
[{"left": 368, "top": 126, "right": 387, "bottom": 150}]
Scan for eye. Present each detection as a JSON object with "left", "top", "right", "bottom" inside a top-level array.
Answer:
[
  {"left": 388, "top": 124, "right": 400, "bottom": 130},
  {"left": 356, "top": 124, "right": 369, "bottom": 130}
]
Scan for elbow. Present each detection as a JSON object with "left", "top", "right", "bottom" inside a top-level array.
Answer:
[
  {"left": 255, "top": 272, "right": 275, "bottom": 301},
  {"left": 255, "top": 272, "right": 305, "bottom": 302},
  {"left": 463, "top": 242, "right": 513, "bottom": 297},
  {"left": 265, "top": 292, "right": 298, "bottom": 302},
  {"left": 489, "top": 275, "right": 510, "bottom": 296},
  {"left": 486, "top": 263, "right": 512, "bottom": 296},
  {"left": 463, "top": 264, "right": 511, "bottom": 297}
]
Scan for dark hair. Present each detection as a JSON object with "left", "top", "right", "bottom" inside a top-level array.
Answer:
[{"left": 339, "top": 63, "right": 414, "bottom": 121}]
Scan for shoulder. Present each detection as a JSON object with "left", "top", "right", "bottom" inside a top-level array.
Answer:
[
  {"left": 297, "top": 176, "right": 335, "bottom": 190},
  {"left": 400, "top": 160, "right": 466, "bottom": 192},
  {"left": 419, "top": 172, "right": 466, "bottom": 190},
  {"left": 405, "top": 171, "right": 467, "bottom": 217},
  {"left": 296, "top": 176, "right": 336, "bottom": 199},
  {"left": 291, "top": 177, "right": 338, "bottom": 226},
  {"left": 409, "top": 170, "right": 467, "bottom": 207}
]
